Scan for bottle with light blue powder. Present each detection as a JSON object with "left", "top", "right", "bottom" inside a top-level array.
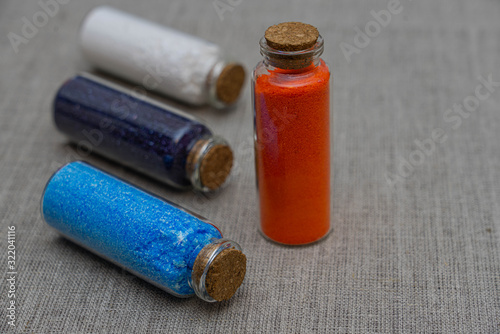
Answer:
[{"left": 40, "top": 161, "right": 246, "bottom": 302}]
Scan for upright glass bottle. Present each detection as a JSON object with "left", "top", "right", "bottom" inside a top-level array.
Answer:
[{"left": 252, "top": 22, "right": 331, "bottom": 245}]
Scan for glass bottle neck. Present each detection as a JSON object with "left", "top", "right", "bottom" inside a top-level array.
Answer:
[{"left": 260, "top": 35, "right": 324, "bottom": 71}]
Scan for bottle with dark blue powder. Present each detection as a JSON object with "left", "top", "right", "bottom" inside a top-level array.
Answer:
[
  {"left": 41, "top": 161, "right": 247, "bottom": 302},
  {"left": 53, "top": 73, "right": 234, "bottom": 192}
]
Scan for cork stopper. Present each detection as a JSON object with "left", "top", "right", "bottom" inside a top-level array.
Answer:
[
  {"left": 216, "top": 63, "right": 246, "bottom": 105},
  {"left": 262, "top": 22, "right": 321, "bottom": 70},
  {"left": 193, "top": 243, "right": 247, "bottom": 301},
  {"left": 186, "top": 138, "right": 234, "bottom": 191},
  {"left": 265, "top": 22, "right": 319, "bottom": 51}
]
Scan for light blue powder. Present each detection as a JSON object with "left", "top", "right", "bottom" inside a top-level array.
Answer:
[{"left": 41, "top": 161, "right": 222, "bottom": 296}]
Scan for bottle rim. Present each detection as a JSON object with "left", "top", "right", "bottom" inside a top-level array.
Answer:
[
  {"left": 207, "top": 60, "right": 246, "bottom": 109},
  {"left": 259, "top": 35, "right": 324, "bottom": 59},
  {"left": 187, "top": 136, "right": 233, "bottom": 192},
  {"left": 190, "top": 238, "right": 243, "bottom": 302}
]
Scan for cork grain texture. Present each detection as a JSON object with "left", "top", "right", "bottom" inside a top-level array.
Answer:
[
  {"left": 199, "top": 144, "right": 233, "bottom": 190},
  {"left": 216, "top": 63, "right": 246, "bottom": 105},
  {"left": 265, "top": 22, "right": 319, "bottom": 51},
  {"left": 205, "top": 248, "right": 247, "bottom": 301}
]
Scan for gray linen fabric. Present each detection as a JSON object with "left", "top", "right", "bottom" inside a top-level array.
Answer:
[{"left": 1, "top": 0, "right": 499, "bottom": 332}]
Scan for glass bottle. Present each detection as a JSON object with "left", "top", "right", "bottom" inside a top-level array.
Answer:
[
  {"left": 79, "top": 6, "right": 246, "bottom": 109},
  {"left": 53, "top": 73, "right": 234, "bottom": 192},
  {"left": 40, "top": 161, "right": 247, "bottom": 302},
  {"left": 252, "top": 22, "right": 331, "bottom": 245}
]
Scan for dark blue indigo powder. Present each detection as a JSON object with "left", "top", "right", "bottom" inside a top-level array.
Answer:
[{"left": 53, "top": 75, "right": 212, "bottom": 189}]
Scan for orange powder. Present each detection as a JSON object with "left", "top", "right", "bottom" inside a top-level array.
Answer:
[{"left": 254, "top": 60, "right": 331, "bottom": 245}]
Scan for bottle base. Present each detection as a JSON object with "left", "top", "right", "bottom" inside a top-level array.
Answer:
[{"left": 258, "top": 227, "right": 332, "bottom": 247}]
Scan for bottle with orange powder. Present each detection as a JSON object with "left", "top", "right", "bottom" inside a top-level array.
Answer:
[{"left": 252, "top": 22, "right": 331, "bottom": 245}]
